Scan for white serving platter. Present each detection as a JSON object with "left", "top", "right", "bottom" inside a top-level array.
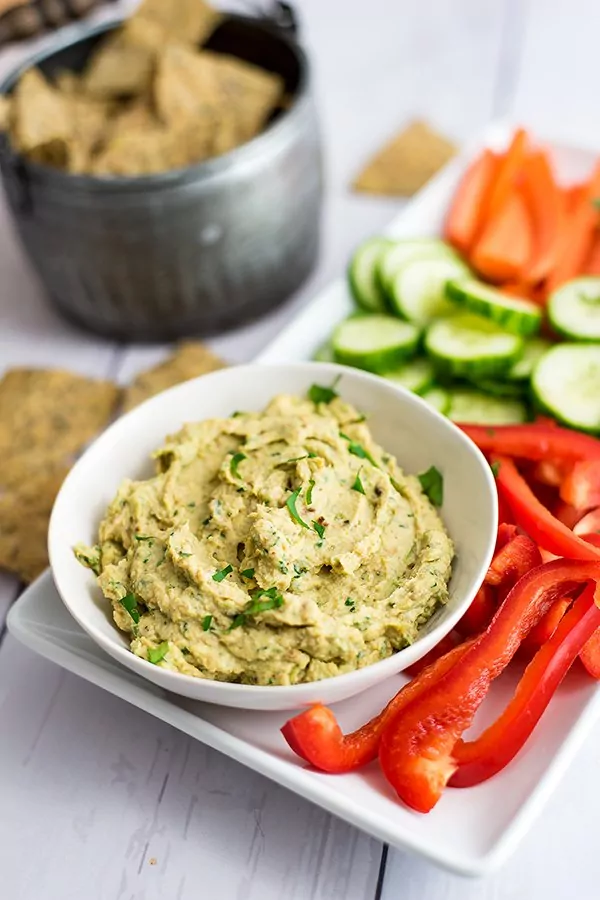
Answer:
[{"left": 8, "top": 120, "right": 600, "bottom": 876}]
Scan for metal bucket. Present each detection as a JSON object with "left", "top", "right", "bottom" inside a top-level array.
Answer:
[{"left": 0, "top": 9, "right": 323, "bottom": 341}]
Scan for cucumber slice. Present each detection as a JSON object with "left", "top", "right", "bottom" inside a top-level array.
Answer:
[
  {"left": 548, "top": 277, "right": 600, "bottom": 341},
  {"left": 532, "top": 343, "right": 600, "bottom": 432},
  {"left": 425, "top": 313, "right": 524, "bottom": 379},
  {"left": 446, "top": 278, "right": 542, "bottom": 336},
  {"left": 477, "top": 379, "right": 529, "bottom": 399},
  {"left": 389, "top": 256, "right": 469, "bottom": 326},
  {"left": 448, "top": 389, "right": 528, "bottom": 425},
  {"left": 377, "top": 238, "right": 459, "bottom": 295},
  {"left": 420, "top": 386, "right": 451, "bottom": 415},
  {"left": 506, "top": 338, "right": 552, "bottom": 381},
  {"left": 383, "top": 358, "right": 436, "bottom": 394},
  {"left": 348, "top": 237, "right": 392, "bottom": 312},
  {"left": 313, "top": 340, "right": 335, "bottom": 363},
  {"left": 332, "top": 315, "right": 420, "bottom": 373}
]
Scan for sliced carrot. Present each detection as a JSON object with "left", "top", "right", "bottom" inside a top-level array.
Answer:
[
  {"left": 584, "top": 231, "right": 600, "bottom": 274},
  {"left": 520, "top": 150, "right": 563, "bottom": 284},
  {"left": 565, "top": 183, "right": 586, "bottom": 212},
  {"left": 547, "top": 162, "right": 600, "bottom": 291},
  {"left": 444, "top": 149, "right": 499, "bottom": 253},
  {"left": 485, "top": 128, "right": 529, "bottom": 222},
  {"left": 471, "top": 191, "right": 533, "bottom": 283}
]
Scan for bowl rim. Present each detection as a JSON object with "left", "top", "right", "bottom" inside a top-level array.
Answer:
[
  {"left": 48, "top": 361, "right": 498, "bottom": 701},
  {"left": 0, "top": 12, "right": 311, "bottom": 194}
]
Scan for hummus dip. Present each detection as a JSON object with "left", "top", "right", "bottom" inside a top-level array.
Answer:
[{"left": 76, "top": 392, "right": 454, "bottom": 685}]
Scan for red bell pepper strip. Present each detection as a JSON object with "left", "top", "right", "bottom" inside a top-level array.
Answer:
[
  {"left": 495, "top": 522, "right": 518, "bottom": 550},
  {"left": 281, "top": 641, "right": 472, "bottom": 773},
  {"left": 485, "top": 533, "right": 542, "bottom": 588},
  {"left": 553, "top": 500, "right": 583, "bottom": 530},
  {"left": 450, "top": 582, "right": 600, "bottom": 787},
  {"left": 521, "top": 596, "right": 572, "bottom": 652},
  {"left": 574, "top": 507, "right": 600, "bottom": 536},
  {"left": 560, "top": 459, "right": 600, "bottom": 511},
  {"left": 377, "top": 559, "right": 600, "bottom": 812},
  {"left": 404, "top": 632, "right": 461, "bottom": 677},
  {"left": 580, "top": 627, "right": 600, "bottom": 678},
  {"left": 456, "top": 584, "right": 497, "bottom": 636},
  {"left": 458, "top": 423, "right": 600, "bottom": 464},
  {"left": 494, "top": 456, "right": 600, "bottom": 561}
]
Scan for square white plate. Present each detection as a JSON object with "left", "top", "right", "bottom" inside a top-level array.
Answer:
[{"left": 9, "top": 121, "right": 600, "bottom": 876}]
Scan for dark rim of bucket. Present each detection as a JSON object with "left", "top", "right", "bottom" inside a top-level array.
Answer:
[{"left": 0, "top": 13, "right": 311, "bottom": 194}]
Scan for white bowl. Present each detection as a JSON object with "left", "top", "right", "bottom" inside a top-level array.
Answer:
[{"left": 49, "top": 362, "right": 497, "bottom": 711}]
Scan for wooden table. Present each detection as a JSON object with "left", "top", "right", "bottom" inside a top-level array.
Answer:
[{"left": 2, "top": 1, "right": 599, "bottom": 896}]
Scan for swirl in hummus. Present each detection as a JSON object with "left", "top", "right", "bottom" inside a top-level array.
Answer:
[{"left": 75, "top": 392, "right": 454, "bottom": 685}]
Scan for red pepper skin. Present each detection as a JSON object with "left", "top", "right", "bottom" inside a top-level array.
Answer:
[
  {"left": 456, "top": 584, "right": 497, "bottom": 636},
  {"left": 450, "top": 583, "right": 600, "bottom": 787},
  {"left": 553, "top": 500, "right": 583, "bottom": 530},
  {"left": 495, "top": 522, "right": 518, "bottom": 550},
  {"left": 574, "top": 507, "right": 600, "bottom": 536},
  {"left": 580, "top": 627, "right": 600, "bottom": 678},
  {"left": 560, "top": 460, "right": 600, "bottom": 511},
  {"left": 485, "top": 534, "right": 542, "bottom": 588},
  {"left": 495, "top": 456, "right": 600, "bottom": 561},
  {"left": 521, "top": 597, "right": 572, "bottom": 652},
  {"left": 458, "top": 423, "right": 600, "bottom": 464},
  {"left": 378, "top": 560, "right": 600, "bottom": 812},
  {"left": 404, "top": 632, "right": 460, "bottom": 677},
  {"left": 280, "top": 641, "right": 472, "bottom": 773}
]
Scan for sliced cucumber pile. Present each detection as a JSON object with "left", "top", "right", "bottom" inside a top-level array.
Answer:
[
  {"left": 334, "top": 235, "right": 600, "bottom": 429},
  {"left": 547, "top": 277, "right": 600, "bottom": 341}
]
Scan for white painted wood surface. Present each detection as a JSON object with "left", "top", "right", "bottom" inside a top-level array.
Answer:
[{"left": 1, "top": 0, "right": 600, "bottom": 896}]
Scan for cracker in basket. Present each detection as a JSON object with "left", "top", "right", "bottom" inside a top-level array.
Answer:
[
  {"left": 352, "top": 120, "right": 457, "bottom": 197},
  {"left": 66, "top": 95, "right": 112, "bottom": 174},
  {"left": 0, "top": 94, "right": 10, "bottom": 131},
  {"left": 122, "top": 342, "right": 226, "bottom": 412},
  {"left": 154, "top": 43, "right": 221, "bottom": 126},
  {"left": 0, "top": 464, "right": 70, "bottom": 583},
  {"left": 11, "top": 69, "right": 72, "bottom": 165},
  {"left": 82, "top": 32, "right": 155, "bottom": 99},
  {"left": 209, "top": 52, "right": 283, "bottom": 140},
  {"left": 0, "top": 368, "right": 120, "bottom": 489},
  {"left": 135, "top": 0, "right": 223, "bottom": 47}
]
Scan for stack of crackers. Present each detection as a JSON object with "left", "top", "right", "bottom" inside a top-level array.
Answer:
[
  {"left": 0, "top": 341, "right": 225, "bottom": 582},
  {"left": 0, "top": 0, "right": 285, "bottom": 176}
]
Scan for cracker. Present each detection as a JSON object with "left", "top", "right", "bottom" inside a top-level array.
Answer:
[
  {"left": 153, "top": 43, "right": 221, "bottom": 126},
  {"left": 0, "top": 464, "right": 70, "bottom": 583},
  {"left": 122, "top": 342, "right": 226, "bottom": 411},
  {"left": 66, "top": 94, "right": 111, "bottom": 174},
  {"left": 11, "top": 68, "right": 72, "bottom": 164},
  {"left": 134, "top": 0, "right": 222, "bottom": 47},
  {"left": 0, "top": 94, "right": 10, "bottom": 131},
  {"left": 208, "top": 52, "right": 283, "bottom": 140},
  {"left": 82, "top": 33, "right": 155, "bottom": 99},
  {"left": 352, "top": 120, "right": 457, "bottom": 197},
  {"left": 0, "top": 368, "right": 120, "bottom": 489}
]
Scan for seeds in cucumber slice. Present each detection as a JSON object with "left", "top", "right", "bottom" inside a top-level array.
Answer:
[
  {"left": 425, "top": 313, "right": 523, "bottom": 379},
  {"left": 382, "top": 357, "right": 436, "bottom": 394},
  {"left": 532, "top": 343, "right": 600, "bottom": 432},
  {"left": 313, "top": 340, "right": 335, "bottom": 363},
  {"left": 420, "top": 386, "right": 451, "bottom": 415},
  {"left": 389, "top": 257, "right": 469, "bottom": 326},
  {"left": 446, "top": 278, "right": 542, "bottom": 336},
  {"left": 506, "top": 337, "right": 552, "bottom": 381},
  {"left": 332, "top": 315, "right": 419, "bottom": 373},
  {"left": 548, "top": 277, "right": 600, "bottom": 341},
  {"left": 377, "top": 238, "right": 459, "bottom": 295},
  {"left": 448, "top": 389, "right": 528, "bottom": 425},
  {"left": 348, "top": 237, "right": 392, "bottom": 312}
]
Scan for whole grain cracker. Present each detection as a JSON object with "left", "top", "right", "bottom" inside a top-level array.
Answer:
[
  {"left": 353, "top": 120, "right": 457, "bottom": 197},
  {"left": 0, "top": 368, "right": 120, "bottom": 489},
  {"left": 122, "top": 342, "right": 226, "bottom": 411},
  {"left": 82, "top": 32, "right": 155, "bottom": 99},
  {"left": 11, "top": 68, "right": 72, "bottom": 164},
  {"left": 135, "top": 0, "right": 222, "bottom": 47}
]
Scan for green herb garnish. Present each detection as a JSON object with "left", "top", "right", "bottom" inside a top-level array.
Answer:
[
  {"left": 352, "top": 470, "right": 365, "bottom": 495},
  {"left": 202, "top": 615, "right": 213, "bottom": 632},
  {"left": 418, "top": 466, "right": 444, "bottom": 507},
  {"left": 345, "top": 598, "right": 354, "bottom": 607},
  {"left": 491, "top": 461, "right": 500, "bottom": 478},
  {"left": 230, "top": 452, "right": 247, "bottom": 479},
  {"left": 308, "top": 376, "right": 341, "bottom": 404},
  {"left": 340, "top": 433, "right": 378, "bottom": 467},
  {"left": 229, "top": 587, "right": 284, "bottom": 629},
  {"left": 212, "top": 564, "right": 233, "bottom": 582},
  {"left": 120, "top": 593, "right": 140, "bottom": 624},
  {"left": 148, "top": 641, "right": 169, "bottom": 664},
  {"left": 306, "top": 478, "right": 316, "bottom": 505},
  {"left": 286, "top": 488, "right": 310, "bottom": 528},
  {"left": 181, "top": 647, "right": 190, "bottom": 656},
  {"left": 134, "top": 534, "right": 153, "bottom": 543},
  {"left": 240, "top": 568, "right": 255, "bottom": 579},
  {"left": 312, "top": 520, "right": 326, "bottom": 540}
]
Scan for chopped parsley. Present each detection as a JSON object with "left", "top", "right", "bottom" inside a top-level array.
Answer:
[
  {"left": 212, "top": 564, "right": 233, "bottom": 582},
  {"left": 344, "top": 597, "right": 354, "bottom": 606},
  {"left": 312, "top": 520, "right": 326, "bottom": 540},
  {"left": 230, "top": 452, "right": 247, "bottom": 479},
  {"left": 491, "top": 461, "right": 501, "bottom": 478},
  {"left": 340, "top": 433, "right": 379, "bottom": 467},
  {"left": 286, "top": 488, "right": 310, "bottom": 528},
  {"left": 120, "top": 593, "right": 140, "bottom": 624},
  {"left": 148, "top": 641, "right": 169, "bottom": 665},
  {"left": 418, "top": 466, "right": 444, "bottom": 507},
  {"left": 229, "top": 587, "right": 284, "bottom": 630},
  {"left": 352, "top": 470, "right": 365, "bottom": 495},
  {"left": 306, "top": 478, "right": 316, "bottom": 505},
  {"left": 240, "top": 568, "right": 255, "bottom": 579},
  {"left": 231, "top": 411, "right": 245, "bottom": 417},
  {"left": 202, "top": 615, "right": 213, "bottom": 632},
  {"left": 308, "top": 376, "right": 341, "bottom": 404},
  {"left": 134, "top": 534, "right": 153, "bottom": 543}
]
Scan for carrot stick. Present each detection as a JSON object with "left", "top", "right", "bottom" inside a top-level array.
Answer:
[
  {"left": 546, "top": 162, "right": 600, "bottom": 291},
  {"left": 485, "top": 128, "right": 529, "bottom": 222},
  {"left": 471, "top": 191, "right": 533, "bottom": 283},
  {"left": 565, "top": 183, "right": 586, "bottom": 212},
  {"left": 520, "top": 150, "right": 563, "bottom": 284},
  {"left": 444, "top": 149, "right": 499, "bottom": 253},
  {"left": 584, "top": 232, "right": 600, "bottom": 274}
]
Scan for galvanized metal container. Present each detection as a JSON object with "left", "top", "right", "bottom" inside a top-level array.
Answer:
[{"left": 0, "top": 9, "right": 322, "bottom": 341}]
